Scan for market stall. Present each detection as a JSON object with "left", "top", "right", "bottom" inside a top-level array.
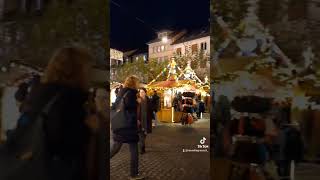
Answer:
[{"left": 146, "top": 59, "right": 210, "bottom": 123}]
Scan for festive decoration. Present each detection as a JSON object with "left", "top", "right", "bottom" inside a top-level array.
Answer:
[
  {"left": 177, "top": 61, "right": 204, "bottom": 85},
  {"left": 148, "top": 58, "right": 182, "bottom": 85},
  {"left": 204, "top": 76, "right": 209, "bottom": 84},
  {"left": 213, "top": 2, "right": 294, "bottom": 68}
]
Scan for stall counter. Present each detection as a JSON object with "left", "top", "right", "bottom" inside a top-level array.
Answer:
[{"left": 157, "top": 108, "right": 183, "bottom": 123}]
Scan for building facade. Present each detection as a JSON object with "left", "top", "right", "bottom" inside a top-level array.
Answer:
[
  {"left": 147, "top": 28, "right": 210, "bottom": 64},
  {"left": 124, "top": 48, "right": 148, "bottom": 63},
  {"left": 0, "top": 0, "right": 44, "bottom": 20},
  {"left": 110, "top": 48, "right": 123, "bottom": 66},
  {"left": 110, "top": 48, "right": 123, "bottom": 81},
  {"left": 172, "top": 28, "right": 210, "bottom": 58},
  {"left": 147, "top": 30, "right": 186, "bottom": 62}
]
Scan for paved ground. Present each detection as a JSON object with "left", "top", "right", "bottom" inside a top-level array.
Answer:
[
  {"left": 296, "top": 163, "right": 320, "bottom": 180},
  {"left": 110, "top": 117, "right": 210, "bottom": 180}
]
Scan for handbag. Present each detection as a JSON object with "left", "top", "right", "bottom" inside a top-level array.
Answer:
[{"left": 111, "top": 91, "right": 131, "bottom": 131}]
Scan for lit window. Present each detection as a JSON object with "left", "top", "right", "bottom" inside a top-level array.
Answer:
[
  {"left": 161, "top": 45, "right": 165, "bottom": 52},
  {"left": 136, "top": 57, "right": 139, "bottom": 60},
  {"left": 144, "top": 55, "right": 146, "bottom": 61},
  {"left": 158, "top": 46, "right": 161, "bottom": 52}
]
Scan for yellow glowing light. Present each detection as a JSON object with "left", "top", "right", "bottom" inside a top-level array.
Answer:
[
  {"left": 172, "top": 107, "right": 174, "bottom": 123},
  {"left": 162, "top": 36, "right": 168, "bottom": 43}
]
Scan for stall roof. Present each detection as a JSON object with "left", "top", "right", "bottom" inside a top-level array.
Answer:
[{"left": 147, "top": 79, "right": 198, "bottom": 89}]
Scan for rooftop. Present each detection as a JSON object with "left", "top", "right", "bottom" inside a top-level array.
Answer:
[
  {"left": 124, "top": 47, "right": 148, "bottom": 57},
  {"left": 147, "top": 30, "right": 185, "bottom": 44},
  {"left": 172, "top": 27, "right": 209, "bottom": 45}
]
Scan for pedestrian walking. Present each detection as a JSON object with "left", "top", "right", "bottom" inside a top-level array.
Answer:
[
  {"left": 110, "top": 75, "right": 145, "bottom": 180},
  {"left": 199, "top": 100, "right": 206, "bottom": 118},
  {"left": 151, "top": 90, "right": 160, "bottom": 126},
  {"left": 273, "top": 123, "right": 303, "bottom": 180},
  {"left": 0, "top": 47, "right": 95, "bottom": 180},
  {"left": 137, "top": 88, "right": 153, "bottom": 154}
]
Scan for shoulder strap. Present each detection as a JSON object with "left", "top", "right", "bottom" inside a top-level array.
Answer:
[
  {"left": 118, "top": 90, "right": 130, "bottom": 104},
  {"left": 12, "top": 91, "right": 63, "bottom": 162},
  {"left": 42, "top": 92, "right": 62, "bottom": 114},
  {"left": 29, "top": 92, "right": 63, "bottom": 152},
  {"left": 122, "top": 90, "right": 130, "bottom": 99}
]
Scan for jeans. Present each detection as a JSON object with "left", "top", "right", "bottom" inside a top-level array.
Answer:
[
  {"left": 139, "top": 131, "right": 146, "bottom": 152},
  {"left": 276, "top": 160, "right": 290, "bottom": 180},
  {"left": 110, "top": 141, "right": 139, "bottom": 177}
]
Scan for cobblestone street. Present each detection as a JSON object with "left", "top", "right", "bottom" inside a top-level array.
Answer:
[
  {"left": 110, "top": 118, "right": 210, "bottom": 180},
  {"left": 296, "top": 163, "right": 320, "bottom": 180}
]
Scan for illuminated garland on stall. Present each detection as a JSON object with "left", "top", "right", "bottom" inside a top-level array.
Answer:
[
  {"left": 148, "top": 58, "right": 182, "bottom": 85},
  {"left": 177, "top": 62, "right": 204, "bottom": 85}
]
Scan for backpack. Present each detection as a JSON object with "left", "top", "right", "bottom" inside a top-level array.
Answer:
[{"left": 111, "top": 91, "right": 132, "bottom": 131}]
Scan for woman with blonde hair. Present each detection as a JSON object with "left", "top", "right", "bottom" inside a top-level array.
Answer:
[
  {"left": 111, "top": 75, "right": 145, "bottom": 180},
  {"left": 3, "top": 47, "right": 94, "bottom": 180}
]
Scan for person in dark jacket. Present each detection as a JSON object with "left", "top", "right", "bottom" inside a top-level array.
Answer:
[
  {"left": 110, "top": 75, "right": 145, "bottom": 180},
  {"left": 137, "top": 88, "right": 153, "bottom": 154},
  {"left": 151, "top": 90, "right": 160, "bottom": 126},
  {"left": 3, "top": 47, "right": 95, "bottom": 180}
]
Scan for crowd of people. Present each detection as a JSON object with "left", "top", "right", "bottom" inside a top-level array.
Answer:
[
  {"left": 172, "top": 93, "right": 206, "bottom": 125},
  {"left": 0, "top": 47, "right": 107, "bottom": 180},
  {"left": 213, "top": 95, "right": 304, "bottom": 180}
]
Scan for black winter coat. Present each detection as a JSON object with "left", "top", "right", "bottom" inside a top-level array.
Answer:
[
  {"left": 137, "top": 97, "right": 153, "bottom": 134},
  {"left": 19, "top": 83, "right": 89, "bottom": 180},
  {"left": 112, "top": 87, "right": 139, "bottom": 143}
]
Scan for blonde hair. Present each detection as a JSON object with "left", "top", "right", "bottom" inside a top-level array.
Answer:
[
  {"left": 42, "top": 47, "right": 93, "bottom": 90},
  {"left": 123, "top": 75, "right": 139, "bottom": 89}
]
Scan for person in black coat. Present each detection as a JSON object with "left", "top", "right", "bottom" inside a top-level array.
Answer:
[
  {"left": 2, "top": 47, "right": 95, "bottom": 180},
  {"left": 151, "top": 91, "right": 160, "bottom": 126},
  {"left": 110, "top": 75, "right": 145, "bottom": 180},
  {"left": 137, "top": 88, "right": 153, "bottom": 154}
]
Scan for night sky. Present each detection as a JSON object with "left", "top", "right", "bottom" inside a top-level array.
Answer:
[{"left": 110, "top": 0, "right": 210, "bottom": 52}]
